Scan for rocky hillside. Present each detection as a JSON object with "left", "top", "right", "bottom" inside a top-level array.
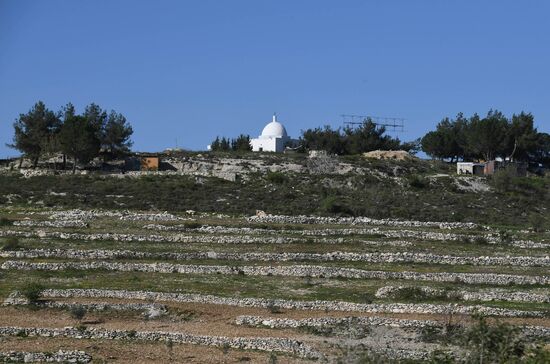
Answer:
[{"left": 0, "top": 152, "right": 548, "bottom": 228}]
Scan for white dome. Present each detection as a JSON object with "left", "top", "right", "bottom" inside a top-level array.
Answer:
[{"left": 261, "top": 114, "right": 288, "bottom": 138}]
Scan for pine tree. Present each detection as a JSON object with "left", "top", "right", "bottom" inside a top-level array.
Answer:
[{"left": 10, "top": 101, "right": 59, "bottom": 168}]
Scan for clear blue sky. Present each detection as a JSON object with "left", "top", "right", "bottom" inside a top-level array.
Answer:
[{"left": 1, "top": 0, "right": 549, "bottom": 157}]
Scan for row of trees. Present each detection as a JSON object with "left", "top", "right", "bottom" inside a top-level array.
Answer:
[
  {"left": 209, "top": 120, "right": 418, "bottom": 155},
  {"left": 298, "top": 119, "right": 418, "bottom": 155},
  {"left": 10, "top": 101, "right": 133, "bottom": 172},
  {"left": 421, "top": 110, "right": 550, "bottom": 164},
  {"left": 210, "top": 134, "right": 252, "bottom": 152}
]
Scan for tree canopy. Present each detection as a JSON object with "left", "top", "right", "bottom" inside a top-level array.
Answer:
[
  {"left": 10, "top": 101, "right": 60, "bottom": 167},
  {"left": 9, "top": 101, "right": 134, "bottom": 171},
  {"left": 59, "top": 115, "right": 100, "bottom": 173},
  {"left": 299, "top": 119, "right": 417, "bottom": 155},
  {"left": 421, "top": 110, "right": 548, "bottom": 165},
  {"left": 210, "top": 134, "right": 252, "bottom": 152}
]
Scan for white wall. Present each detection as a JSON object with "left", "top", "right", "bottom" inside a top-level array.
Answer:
[{"left": 251, "top": 137, "right": 278, "bottom": 152}]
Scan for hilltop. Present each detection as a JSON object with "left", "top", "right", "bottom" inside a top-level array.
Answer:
[{"left": 1, "top": 151, "right": 548, "bottom": 228}]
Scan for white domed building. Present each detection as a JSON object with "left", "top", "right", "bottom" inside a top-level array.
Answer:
[{"left": 250, "top": 114, "right": 292, "bottom": 153}]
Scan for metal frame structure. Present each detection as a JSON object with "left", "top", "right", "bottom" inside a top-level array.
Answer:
[{"left": 341, "top": 114, "right": 405, "bottom": 134}]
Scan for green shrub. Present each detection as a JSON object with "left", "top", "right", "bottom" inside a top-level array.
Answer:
[
  {"left": 463, "top": 314, "right": 526, "bottom": 364},
  {"left": 407, "top": 174, "right": 429, "bottom": 189},
  {"left": 497, "top": 230, "right": 512, "bottom": 244},
  {"left": 69, "top": 305, "right": 87, "bottom": 321},
  {"left": 420, "top": 323, "right": 464, "bottom": 345},
  {"left": 490, "top": 166, "right": 517, "bottom": 193},
  {"left": 266, "top": 171, "right": 287, "bottom": 184},
  {"left": 473, "top": 236, "right": 489, "bottom": 245},
  {"left": 320, "top": 195, "right": 353, "bottom": 215},
  {"left": 267, "top": 300, "right": 282, "bottom": 314},
  {"left": 0, "top": 217, "right": 13, "bottom": 226},
  {"left": 1, "top": 237, "right": 21, "bottom": 251},
  {"left": 183, "top": 221, "right": 202, "bottom": 229},
  {"left": 20, "top": 282, "right": 44, "bottom": 304},
  {"left": 389, "top": 286, "right": 431, "bottom": 302},
  {"left": 359, "top": 292, "right": 374, "bottom": 304},
  {"left": 528, "top": 213, "right": 547, "bottom": 232}
]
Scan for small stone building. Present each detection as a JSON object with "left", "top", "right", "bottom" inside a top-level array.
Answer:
[{"left": 457, "top": 162, "right": 485, "bottom": 175}]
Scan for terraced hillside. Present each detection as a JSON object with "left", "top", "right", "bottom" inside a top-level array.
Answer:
[{"left": 0, "top": 208, "right": 548, "bottom": 363}]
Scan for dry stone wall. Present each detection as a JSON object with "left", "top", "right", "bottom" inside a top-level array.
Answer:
[
  {"left": 236, "top": 315, "right": 442, "bottom": 330},
  {"left": 236, "top": 315, "right": 550, "bottom": 343},
  {"left": 48, "top": 209, "right": 182, "bottom": 222},
  {"left": 0, "top": 326, "right": 321, "bottom": 359},
  {"left": 375, "top": 286, "right": 550, "bottom": 303},
  {"left": 2, "top": 292, "right": 168, "bottom": 318},
  {"left": 0, "top": 350, "right": 91, "bottom": 363},
  {"left": 13, "top": 220, "right": 89, "bottom": 228},
  {"left": 3, "top": 260, "right": 548, "bottom": 286},
  {"left": 2, "top": 248, "right": 548, "bottom": 267},
  {"left": 246, "top": 214, "right": 480, "bottom": 230},
  {"left": 38, "top": 289, "right": 542, "bottom": 317},
  {"left": 2, "top": 228, "right": 546, "bottom": 249}
]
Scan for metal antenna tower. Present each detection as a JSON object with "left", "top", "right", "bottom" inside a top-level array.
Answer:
[{"left": 341, "top": 114, "right": 405, "bottom": 135}]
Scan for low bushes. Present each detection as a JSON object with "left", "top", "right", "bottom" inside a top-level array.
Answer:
[
  {"left": 1, "top": 237, "right": 21, "bottom": 251},
  {"left": 0, "top": 167, "right": 548, "bottom": 227},
  {"left": 20, "top": 282, "right": 44, "bottom": 304},
  {"left": 69, "top": 305, "right": 87, "bottom": 321},
  {"left": 0, "top": 217, "right": 13, "bottom": 227},
  {"left": 265, "top": 171, "right": 288, "bottom": 184},
  {"left": 320, "top": 195, "right": 354, "bottom": 216},
  {"left": 407, "top": 174, "right": 430, "bottom": 189}
]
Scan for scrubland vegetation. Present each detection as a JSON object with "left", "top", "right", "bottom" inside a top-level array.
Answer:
[{"left": 0, "top": 156, "right": 548, "bottom": 227}]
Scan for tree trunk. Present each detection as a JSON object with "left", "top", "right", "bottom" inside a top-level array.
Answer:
[
  {"left": 62, "top": 154, "right": 67, "bottom": 170},
  {"left": 33, "top": 156, "right": 39, "bottom": 169},
  {"left": 72, "top": 156, "right": 77, "bottom": 174}
]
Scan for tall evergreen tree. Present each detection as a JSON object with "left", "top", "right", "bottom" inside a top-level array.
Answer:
[
  {"left": 102, "top": 110, "right": 134, "bottom": 158},
  {"left": 220, "top": 137, "right": 231, "bottom": 151},
  {"left": 58, "top": 115, "right": 100, "bottom": 173},
  {"left": 231, "top": 134, "right": 252, "bottom": 151},
  {"left": 210, "top": 137, "right": 221, "bottom": 151},
  {"left": 83, "top": 103, "right": 107, "bottom": 142},
  {"left": 300, "top": 126, "right": 346, "bottom": 155},
  {"left": 10, "top": 101, "right": 59, "bottom": 167},
  {"left": 421, "top": 130, "right": 447, "bottom": 160},
  {"left": 505, "top": 112, "right": 539, "bottom": 161},
  {"left": 465, "top": 110, "right": 508, "bottom": 161}
]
